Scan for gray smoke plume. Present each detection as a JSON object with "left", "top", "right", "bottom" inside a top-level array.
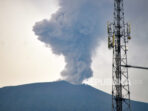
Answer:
[{"left": 33, "top": 0, "right": 109, "bottom": 84}]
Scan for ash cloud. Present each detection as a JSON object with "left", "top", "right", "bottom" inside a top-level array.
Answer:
[{"left": 33, "top": 0, "right": 109, "bottom": 84}]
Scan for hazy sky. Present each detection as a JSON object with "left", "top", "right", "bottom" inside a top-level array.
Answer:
[
  {"left": 0, "top": 0, "right": 64, "bottom": 86},
  {"left": 0, "top": 0, "right": 148, "bottom": 103}
]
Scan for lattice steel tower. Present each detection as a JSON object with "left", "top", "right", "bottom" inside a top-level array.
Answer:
[{"left": 107, "top": 0, "right": 131, "bottom": 111}]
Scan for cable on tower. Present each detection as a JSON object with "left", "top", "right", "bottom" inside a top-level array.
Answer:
[{"left": 121, "top": 65, "right": 148, "bottom": 70}]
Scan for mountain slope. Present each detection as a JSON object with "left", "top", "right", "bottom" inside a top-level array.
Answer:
[{"left": 0, "top": 81, "right": 147, "bottom": 111}]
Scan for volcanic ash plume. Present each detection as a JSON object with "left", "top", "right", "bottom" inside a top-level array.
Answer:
[{"left": 33, "top": 0, "right": 104, "bottom": 84}]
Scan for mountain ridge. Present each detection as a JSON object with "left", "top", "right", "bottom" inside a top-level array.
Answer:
[{"left": 0, "top": 80, "right": 148, "bottom": 111}]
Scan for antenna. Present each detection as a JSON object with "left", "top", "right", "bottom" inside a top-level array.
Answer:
[{"left": 107, "top": 0, "right": 131, "bottom": 111}]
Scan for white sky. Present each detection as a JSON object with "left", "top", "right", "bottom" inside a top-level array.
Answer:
[
  {"left": 0, "top": 0, "right": 148, "bottom": 103},
  {"left": 0, "top": 0, "right": 65, "bottom": 86}
]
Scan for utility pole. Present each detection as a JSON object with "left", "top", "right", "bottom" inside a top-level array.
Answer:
[{"left": 107, "top": 0, "right": 131, "bottom": 111}]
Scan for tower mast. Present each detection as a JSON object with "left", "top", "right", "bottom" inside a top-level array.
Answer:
[{"left": 107, "top": 0, "right": 131, "bottom": 111}]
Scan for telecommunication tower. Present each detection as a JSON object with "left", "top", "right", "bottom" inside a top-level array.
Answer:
[{"left": 107, "top": 0, "right": 131, "bottom": 111}]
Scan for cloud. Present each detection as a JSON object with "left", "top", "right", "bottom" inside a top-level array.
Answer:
[{"left": 33, "top": 0, "right": 110, "bottom": 84}]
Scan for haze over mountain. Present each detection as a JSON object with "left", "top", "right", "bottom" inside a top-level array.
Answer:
[{"left": 0, "top": 81, "right": 148, "bottom": 111}]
